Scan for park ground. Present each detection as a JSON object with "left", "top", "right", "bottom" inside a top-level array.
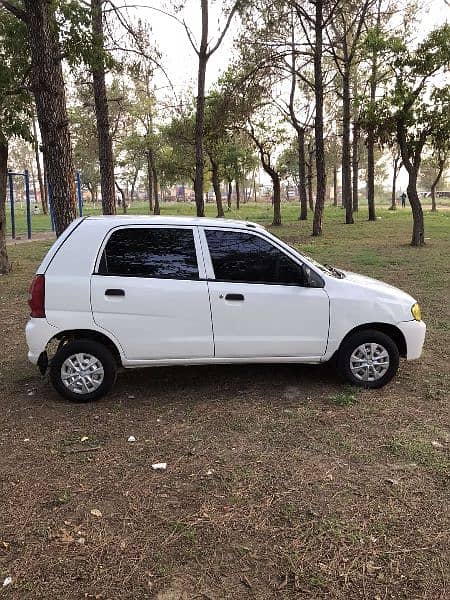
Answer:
[{"left": 0, "top": 204, "right": 449, "bottom": 599}]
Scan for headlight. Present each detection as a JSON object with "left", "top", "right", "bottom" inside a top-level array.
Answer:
[{"left": 411, "top": 302, "right": 422, "bottom": 321}]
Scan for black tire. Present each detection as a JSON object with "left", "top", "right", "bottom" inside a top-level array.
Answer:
[
  {"left": 337, "top": 329, "right": 400, "bottom": 389},
  {"left": 50, "top": 339, "right": 117, "bottom": 402}
]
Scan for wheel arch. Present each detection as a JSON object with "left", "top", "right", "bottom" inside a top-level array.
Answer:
[
  {"left": 338, "top": 323, "right": 407, "bottom": 358},
  {"left": 48, "top": 329, "right": 123, "bottom": 366}
]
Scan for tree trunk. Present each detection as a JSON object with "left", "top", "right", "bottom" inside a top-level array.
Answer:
[
  {"left": 0, "top": 138, "right": 10, "bottom": 274},
  {"left": 430, "top": 159, "right": 445, "bottom": 212},
  {"left": 390, "top": 154, "right": 400, "bottom": 210},
  {"left": 333, "top": 165, "right": 338, "bottom": 206},
  {"left": 235, "top": 180, "right": 240, "bottom": 210},
  {"left": 148, "top": 149, "right": 159, "bottom": 215},
  {"left": 146, "top": 151, "right": 153, "bottom": 212},
  {"left": 193, "top": 0, "right": 208, "bottom": 217},
  {"left": 312, "top": 0, "right": 326, "bottom": 236},
  {"left": 272, "top": 173, "right": 281, "bottom": 226},
  {"left": 407, "top": 173, "right": 424, "bottom": 246},
  {"left": 211, "top": 160, "right": 224, "bottom": 217},
  {"left": 397, "top": 119, "right": 425, "bottom": 246},
  {"left": 130, "top": 167, "right": 139, "bottom": 203},
  {"left": 307, "top": 159, "right": 313, "bottom": 213},
  {"left": 115, "top": 181, "right": 127, "bottom": 214},
  {"left": 227, "top": 180, "right": 232, "bottom": 210},
  {"left": 367, "top": 125, "right": 376, "bottom": 220},
  {"left": 24, "top": 0, "right": 77, "bottom": 236},
  {"left": 342, "top": 68, "right": 353, "bottom": 224},
  {"left": 91, "top": 0, "right": 116, "bottom": 215},
  {"left": 298, "top": 129, "right": 308, "bottom": 220},
  {"left": 32, "top": 117, "right": 47, "bottom": 214},
  {"left": 352, "top": 121, "right": 359, "bottom": 212},
  {"left": 367, "top": 2, "right": 380, "bottom": 222}
]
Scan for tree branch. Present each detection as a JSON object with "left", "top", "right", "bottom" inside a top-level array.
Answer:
[{"left": 0, "top": 0, "right": 27, "bottom": 22}]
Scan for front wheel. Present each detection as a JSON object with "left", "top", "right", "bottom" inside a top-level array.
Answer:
[
  {"left": 49, "top": 339, "right": 117, "bottom": 402},
  {"left": 337, "top": 329, "right": 399, "bottom": 389}
]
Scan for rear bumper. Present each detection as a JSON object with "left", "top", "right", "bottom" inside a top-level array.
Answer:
[
  {"left": 26, "top": 318, "right": 58, "bottom": 365},
  {"left": 398, "top": 320, "right": 426, "bottom": 360}
]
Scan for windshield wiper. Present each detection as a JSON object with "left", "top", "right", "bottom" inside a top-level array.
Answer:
[{"left": 324, "top": 264, "right": 345, "bottom": 279}]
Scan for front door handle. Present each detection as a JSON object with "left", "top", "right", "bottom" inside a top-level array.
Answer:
[
  {"left": 225, "top": 293, "right": 244, "bottom": 301},
  {"left": 105, "top": 288, "right": 125, "bottom": 297}
]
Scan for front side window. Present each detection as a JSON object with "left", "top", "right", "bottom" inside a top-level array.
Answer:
[
  {"left": 205, "top": 229, "right": 303, "bottom": 285},
  {"left": 98, "top": 228, "right": 199, "bottom": 279}
]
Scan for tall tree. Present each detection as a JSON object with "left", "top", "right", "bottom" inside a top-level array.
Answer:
[
  {"left": 420, "top": 151, "right": 449, "bottom": 212},
  {"left": 247, "top": 118, "right": 286, "bottom": 226},
  {"left": 1, "top": 0, "right": 79, "bottom": 236},
  {"left": 365, "top": 0, "right": 382, "bottom": 221},
  {"left": 328, "top": 0, "right": 373, "bottom": 225},
  {"left": 292, "top": 0, "right": 337, "bottom": 235},
  {"left": 0, "top": 7, "right": 32, "bottom": 272},
  {"left": 186, "top": 0, "right": 239, "bottom": 217},
  {"left": 91, "top": 0, "right": 116, "bottom": 214},
  {"left": 373, "top": 25, "right": 450, "bottom": 245}
]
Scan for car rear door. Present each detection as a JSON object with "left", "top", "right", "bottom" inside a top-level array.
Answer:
[
  {"left": 90, "top": 225, "right": 213, "bottom": 361},
  {"left": 200, "top": 228, "right": 329, "bottom": 358}
]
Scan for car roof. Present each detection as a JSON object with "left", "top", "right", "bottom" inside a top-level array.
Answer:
[{"left": 84, "top": 215, "right": 264, "bottom": 230}]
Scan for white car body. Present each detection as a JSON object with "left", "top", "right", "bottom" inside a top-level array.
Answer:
[{"left": 26, "top": 216, "right": 426, "bottom": 373}]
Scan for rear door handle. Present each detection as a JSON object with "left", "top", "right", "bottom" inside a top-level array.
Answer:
[
  {"left": 225, "top": 293, "right": 244, "bottom": 301},
  {"left": 105, "top": 288, "right": 125, "bottom": 296}
]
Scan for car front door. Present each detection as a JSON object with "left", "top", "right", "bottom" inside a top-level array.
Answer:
[
  {"left": 201, "top": 228, "right": 329, "bottom": 358},
  {"left": 91, "top": 226, "right": 214, "bottom": 361}
]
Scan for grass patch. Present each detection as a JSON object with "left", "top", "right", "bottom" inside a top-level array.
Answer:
[
  {"left": 329, "top": 389, "right": 359, "bottom": 406},
  {"left": 387, "top": 435, "right": 450, "bottom": 475}
]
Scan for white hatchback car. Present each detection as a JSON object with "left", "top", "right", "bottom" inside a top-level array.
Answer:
[{"left": 26, "top": 216, "right": 426, "bottom": 401}]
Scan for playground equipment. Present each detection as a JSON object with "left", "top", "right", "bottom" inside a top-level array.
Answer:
[{"left": 7, "top": 169, "right": 83, "bottom": 239}]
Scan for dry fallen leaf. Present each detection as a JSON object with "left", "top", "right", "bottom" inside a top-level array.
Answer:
[
  {"left": 59, "top": 529, "right": 74, "bottom": 544},
  {"left": 366, "top": 560, "right": 382, "bottom": 575},
  {"left": 90, "top": 509, "right": 102, "bottom": 518}
]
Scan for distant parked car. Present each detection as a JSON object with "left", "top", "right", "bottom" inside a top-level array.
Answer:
[{"left": 26, "top": 216, "right": 425, "bottom": 401}]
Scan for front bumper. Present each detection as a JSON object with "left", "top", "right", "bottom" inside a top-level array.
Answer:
[
  {"left": 398, "top": 319, "right": 426, "bottom": 360},
  {"left": 25, "top": 318, "right": 57, "bottom": 365}
]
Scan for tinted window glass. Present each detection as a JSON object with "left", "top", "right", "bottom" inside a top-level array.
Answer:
[
  {"left": 99, "top": 228, "right": 199, "bottom": 279},
  {"left": 205, "top": 230, "right": 303, "bottom": 285}
]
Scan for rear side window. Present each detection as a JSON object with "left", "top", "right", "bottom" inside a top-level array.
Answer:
[
  {"left": 98, "top": 228, "right": 199, "bottom": 279},
  {"left": 205, "top": 230, "right": 303, "bottom": 285}
]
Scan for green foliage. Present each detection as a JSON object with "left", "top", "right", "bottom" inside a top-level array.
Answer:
[
  {"left": 0, "top": 9, "right": 32, "bottom": 143},
  {"left": 56, "top": 0, "right": 94, "bottom": 68},
  {"left": 277, "top": 142, "right": 299, "bottom": 184},
  {"left": 361, "top": 24, "right": 450, "bottom": 172}
]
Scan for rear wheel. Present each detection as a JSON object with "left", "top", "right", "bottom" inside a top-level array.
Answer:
[
  {"left": 337, "top": 329, "right": 399, "bottom": 389},
  {"left": 50, "top": 339, "right": 117, "bottom": 402}
]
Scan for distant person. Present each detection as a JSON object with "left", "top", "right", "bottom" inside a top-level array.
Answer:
[{"left": 401, "top": 192, "right": 407, "bottom": 208}]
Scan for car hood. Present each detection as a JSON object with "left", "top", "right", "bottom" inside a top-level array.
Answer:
[{"left": 341, "top": 270, "right": 416, "bottom": 304}]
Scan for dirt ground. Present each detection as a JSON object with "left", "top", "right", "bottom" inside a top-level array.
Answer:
[{"left": 0, "top": 208, "right": 449, "bottom": 599}]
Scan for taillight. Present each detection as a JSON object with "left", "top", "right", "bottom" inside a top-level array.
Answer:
[{"left": 28, "top": 275, "right": 45, "bottom": 318}]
